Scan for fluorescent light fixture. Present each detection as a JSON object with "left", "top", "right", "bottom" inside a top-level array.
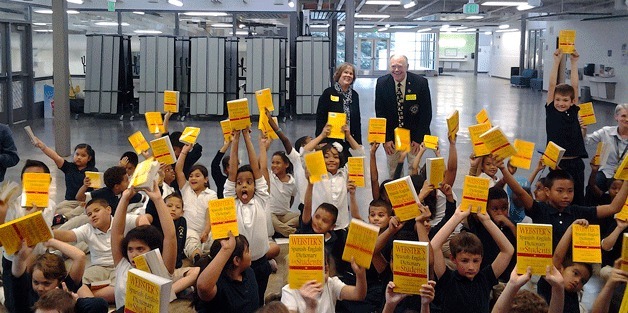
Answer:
[
  {"left": 417, "top": 27, "right": 432, "bottom": 32},
  {"left": 132, "top": 11, "right": 145, "bottom": 15},
  {"left": 482, "top": 1, "right": 527, "bottom": 6},
  {"left": 484, "top": 31, "right": 492, "bottom": 34},
  {"left": 457, "top": 26, "right": 468, "bottom": 30},
  {"left": 496, "top": 28, "right": 519, "bottom": 32},
  {"left": 339, "top": 26, "right": 345, "bottom": 31},
  {"left": 230, "top": 31, "right": 248, "bottom": 35},
  {"left": 441, "top": 24, "right": 450, "bottom": 28},
  {"left": 403, "top": 0, "right": 417, "bottom": 8},
  {"left": 365, "top": 0, "right": 401, "bottom": 4},
  {"left": 465, "top": 15, "right": 484, "bottom": 19},
  {"left": 168, "top": 0, "right": 183, "bottom": 6},
  {"left": 33, "top": 22, "right": 48, "bottom": 26},
  {"left": 377, "top": 27, "right": 389, "bottom": 32},
  {"left": 34, "top": 9, "right": 53, "bottom": 14},
  {"left": 310, "top": 24, "right": 330, "bottom": 28},
  {"left": 354, "top": 13, "right": 390, "bottom": 18},
  {"left": 239, "top": 24, "right": 246, "bottom": 28},
  {"left": 67, "top": 0, "right": 84, "bottom": 4},
  {"left": 211, "top": 23, "right": 233, "bottom": 28},
  {"left": 390, "top": 25, "right": 416, "bottom": 29},
  {"left": 94, "top": 21, "right": 129, "bottom": 26},
  {"left": 354, "top": 25, "right": 374, "bottom": 28},
  {"left": 182, "top": 12, "right": 229, "bottom": 16},
  {"left": 67, "top": 10, "right": 80, "bottom": 14},
  {"left": 34, "top": 29, "right": 53, "bottom": 33},
  {"left": 288, "top": 0, "right": 295, "bottom": 8},
  {"left": 498, "top": 24, "right": 509, "bottom": 29},
  {"left": 134, "top": 30, "right": 163, "bottom": 34},
  {"left": 517, "top": 4, "right": 534, "bottom": 10}
]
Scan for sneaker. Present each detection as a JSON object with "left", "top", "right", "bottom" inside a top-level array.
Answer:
[
  {"left": 269, "top": 259, "right": 278, "bottom": 273},
  {"left": 52, "top": 214, "right": 67, "bottom": 226}
]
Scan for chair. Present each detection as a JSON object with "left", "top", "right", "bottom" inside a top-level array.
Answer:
[
  {"left": 530, "top": 78, "right": 543, "bottom": 91},
  {"left": 510, "top": 69, "right": 537, "bottom": 88}
]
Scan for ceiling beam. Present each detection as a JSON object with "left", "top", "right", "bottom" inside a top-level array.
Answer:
[
  {"left": 405, "top": 0, "right": 440, "bottom": 19},
  {"left": 356, "top": 0, "right": 367, "bottom": 12},
  {"left": 336, "top": 0, "right": 346, "bottom": 10},
  {"left": 317, "top": 0, "right": 323, "bottom": 10}
]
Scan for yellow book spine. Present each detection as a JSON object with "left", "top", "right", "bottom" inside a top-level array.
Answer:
[
  {"left": 459, "top": 175, "right": 490, "bottom": 214},
  {"left": 220, "top": 119, "right": 232, "bottom": 142},
  {"left": 342, "top": 219, "right": 379, "bottom": 269},
  {"left": 384, "top": 179, "right": 419, "bottom": 221},
  {"left": 22, "top": 173, "right": 50, "bottom": 208},
  {"left": 179, "top": 127, "right": 200, "bottom": 145},
  {"left": 571, "top": 224, "right": 601, "bottom": 264},
  {"left": 255, "top": 88, "right": 275, "bottom": 112},
  {"left": 510, "top": 139, "right": 535, "bottom": 170},
  {"left": 288, "top": 234, "right": 325, "bottom": 289},
  {"left": 620, "top": 285, "right": 628, "bottom": 313},
  {"left": 517, "top": 223, "right": 553, "bottom": 275},
  {"left": 258, "top": 114, "right": 279, "bottom": 140},
  {"left": 592, "top": 142, "right": 605, "bottom": 166},
  {"left": 615, "top": 155, "right": 628, "bottom": 180},
  {"left": 347, "top": 157, "right": 365, "bottom": 188},
  {"left": 163, "top": 90, "right": 179, "bottom": 113},
  {"left": 327, "top": 112, "right": 346, "bottom": 140},
  {"left": 304, "top": 151, "right": 328, "bottom": 184},
  {"left": 447, "top": 110, "right": 459, "bottom": 139},
  {"left": 577, "top": 102, "right": 596, "bottom": 125},
  {"left": 145, "top": 112, "right": 165, "bottom": 134},
  {"left": 392, "top": 241, "right": 429, "bottom": 295},
  {"left": 133, "top": 254, "right": 151, "bottom": 273},
  {"left": 227, "top": 99, "right": 252, "bottom": 130},
  {"left": 427, "top": 158, "right": 445, "bottom": 187},
  {"left": 475, "top": 108, "right": 491, "bottom": 126},
  {"left": 621, "top": 234, "right": 628, "bottom": 272},
  {"left": 368, "top": 118, "right": 387, "bottom": 144},
  {"left": 394, "top": 128, "right": 411, "bottom": 152},
  {"left": 468, "top": 123, "right": 491, "bottom": 156},
  {"left": 208, "top": 197, "right": 239, "bottom": 240},
  {"left": 542, "top": 142, "right": 561, "bottom": 170},
  {"left": 423, "top": 135, "right": 439, "bottom": 150}
]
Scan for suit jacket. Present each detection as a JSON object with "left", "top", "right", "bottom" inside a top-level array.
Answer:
[
  {"left": 315, "top": 86, "right": 362, "bottom": 144},
  {"left": 375, "top": 71, "right": 432, "bottom": 143}
]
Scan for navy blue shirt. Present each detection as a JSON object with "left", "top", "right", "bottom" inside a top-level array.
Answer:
[
  {"left": 528, "top": 201, "right": 598, "bottom": 249},
  {"left": 60, "top": 160, "right": 97, "bottom": 201},
  {"left": 545, "top": 103, "right": 588, "bottom": 158},
  {"left": 195, "top": 267, "right": 259, "bottom": 313},
  {"left": 436, "top": 266, "right": 498, "bottom": 313}
]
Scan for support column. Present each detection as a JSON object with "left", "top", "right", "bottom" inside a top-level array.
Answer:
[
  {"left": 288, "top": 12, "right": 298, "bottom": 119},
  {"left": 473, "top": 29, "right": 479, "bottom": 76},
  {"left": 52, "top": 0, "right": 71, "bottom": 156},
  {"left": 329, "top": 17, "right": 338, "bottom": 82},
  {"left": 344, "top": 0, "right": 355, "bottom": 64},
  {"left": 519, "top": 14, "right": 527, "bottom": 72}
]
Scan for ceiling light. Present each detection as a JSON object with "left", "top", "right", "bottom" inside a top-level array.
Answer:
[
  {"left": 211, "top": 23, "right": 232, "bottom": 28},
  {"left": 354, "top": 25, "right": 374, "bottom": 28},
  {"left": 94, "top": 21, "right": 129, "bottom": 26},
  {"left": 517, "top": 4, "right": 534, "bottom": 10},
  {"left": 496, "top": 28, "right": 519, "bottom": 32},
  {"left": 67, "top": 0, "right": 84, "bottom": 4},
  {"left": 182, "top": 12, "right": 229, "bottom": 16},
  {"left": 33, "top": 22, "right": 48, "bottom": 26},
  {"left": 34, "top": 9, "right": 54, "bottom": 14},
  {"left": 134, "top": 30, "right": 163, "bottom": 34},
  {"left": 230, "top": 31, "right": 248, "bottom": 36},
  {"left": 365, "top": 0, "right": 401, "bottom": 4},
  {"left": 390, "top": 25, "right": 416, "bottom": 29},
  {"left": 288, "top": 0, "right": 295, "bottom": 7},
  {"left": 239, "top": 24, "right": 246, "bottom": 28},
  {"left": 354, "top": 13, "right": 390, "bottom": 18},
  {"left": 403, "top": 0, "right": 417, "bottom": 8},
  {"left": 168, "top": 0, "right": 183, "bottom": 7},
  {"left": 34, "top": 29, "right": 53, "bottom": 33},
  {"left": 133, "top": 11, "right": 145, "bottom": 15},
  {"left": 465, "top": 15, "right": 484, "bottom": 19},
  {"left": 310, "top": 24, "right": 330, "bottom": 28},
  {"left": 377, "top": 26, "right": 389, "bottom": 31},
  {"left": 482, "top": 1, "right": 528, "bottom": 6},
  {"left": 339, "top": 26, "right": 345, "bottom": 31},
  {"left": 498, "top": 24, "right": 509, "bottom": 29},
  {"left": 417, "top": 27, "right": 432, "bottom": 32},
  {"left": 484, "top": 31, "right": 492, "bottom": 35},
  {"left": 67, "top": 10, "right": 80, "bottom": 14}
]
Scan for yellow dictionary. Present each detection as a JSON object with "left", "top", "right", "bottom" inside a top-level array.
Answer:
[
  {"left": 258, "top": 114, "right": 279, "bottom": 140},
  {"left": 150, "top": 136, "right": 177, "bottom": 165},
  {"left": 426, "top": 157, "right": 445, "bottom": 187},
  {"left": 572, "top": 224, "right": 601, "bottom": 264},
  {"left": 128, "top": 131, "right": 150, "bottom": 154},
  {"left": 384, "top": 176, "right": 420, "bottom": 221},
  {"left": 510, "top": 139, "right": 535, "bottom": 170},
  {"left": 621, "top": 234, "right": 628, "bottom": 272},
  {"left": 394, "top": 127, "right": 411, "bottom": 152},
  {"left": 85, "top": 171, "right": 104, "bottom": 189},
  {"left": 347, "top": 157, "right": 365, "bottom": 188},
  {"left": 288, "top": 234, "right": 325, "bottom": 289},
  {"left": 130, "top": 159, "right": 159, "bottom": 189},
  {"left": 163, "top": 90, "right": 179, "bottom": 113},
  {"left": 145, "top": 112, "right": 165, "bottom": 134},
  {"left": 592, "top": 142, "right": 607, "bottom": 166},
  {"left": 479, "top": 126, "right": 517, "bottom": 160},
  {"left": 368, "top": 118, "right": 387, "bottom": 144},
  {"left": 392, "top": 240, "right": 429, "bottom": 295},
  {"left": 0, "top": 211, "right": 52, "bottom": 255},
  {"left": 468, "top": 123, "right": 492, "bottom": 157},
  {"left": 517, "top": 223, "right": 553, "bottom": 275},
  {"left": 475, "top": 108, "right": 491, "bottom": 127},
  {"left": 342, "top": 219, "right": 379, "bottom": 269},
  {"left": 227, "top": 99, "right": 252, "bottom": 130},
  {"left": 459, "top": 175, "right": 490, "bottom": 214},
  {"left": 304, "top": 151, "right": 328, "bottom": 184},
  {"left": 327, "top": 112, "right": 347, "bottom": 140},
  {"left": 615, "top": 155, "right": 628, "bottom": 180},
  {"left": 620, "top": 285, "right": 628, "bottom": 313},
  {"left": 447, "top": 110, "right": 459, "bottom": 140},
  {"left": 208, "top": 197, "right": 239, "bottom": 240},
  {"left": 133, "top": 248, "right": 171, "bottom": 279},
  {"left": 577, "top": 102, "right": 596, "bottom": 125},
  {"left": 542, "top": 141, "right": 566, "bottom": 170},
  {"left": 255, "top": 88, "right": 274, "bottom": 112},
  {"left": 179, "top": 127, "right": 200, "bottom": 145},
  {"left": 558, "top": 30, "right": 576, "bottom": 54},
  {"left": 616, "top": 198, "right": 628, "bottom": 221},
  {"left": 21, "top": 173, "right": 50, "bottom": 208},
  {"left": 220, "top": 119, "right": 232, "bottom": 142},
  {"left": 125, "top": 268, "right": 172, "bottom": 313},
  {"left": 423, "top": 135, "right": 439, "bottom": 150}
]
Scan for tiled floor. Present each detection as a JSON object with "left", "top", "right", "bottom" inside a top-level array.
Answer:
[{"left": 5, "top": 72, "right": 615, "bottom": 310}]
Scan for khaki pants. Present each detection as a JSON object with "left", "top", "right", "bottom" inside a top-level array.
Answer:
[
  {"left": 386, "top": 150, "right": 418, "bottom": 179},
  {"left": 55, "top": 200, "right": 83, "bottom": 218},
  {"left": 271, "top": 212, "right": 300, "bottom": 237},
  {"left": 184, "top": 229, "right": 211, "bottom": 259}
]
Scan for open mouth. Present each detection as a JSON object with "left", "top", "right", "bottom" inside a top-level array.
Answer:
[{"left": 241, "top": 190, "right": 249, "bottom": 201}]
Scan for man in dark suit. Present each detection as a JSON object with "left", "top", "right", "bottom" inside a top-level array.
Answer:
[{"left": 375, "top": 55, "right": 432, "bottom": 178}]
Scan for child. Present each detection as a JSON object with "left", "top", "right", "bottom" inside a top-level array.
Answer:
[
  {"left": 211, "top": 139, "right": 232, "bottom": 199},
  {"left": 545, "top": 48, "right": 586, "bottom": 205},
  {"left": 600, "top": 216, "right": 627, "bottom": 277},
  {"left": 196, "top": 232, "right": 259, "bottom": 313},
  {"left": 31, "top": 137, "right": 97, "bottom": 219},
  {"left": 170, "top": 131, "right": 203, "bottom": 177},
  {"left": 303, "top": 124, "right": 363, "bottom": 230},
  {"left": 111, "top": 182, "right": 177, "bottom": 311},
  {"left": 33, "top": 288, "right": 77, "bottom": 313},
  {"left": 119, "top": 151, "right": 139, "bottom": 178},
  {"left": 491, "top": 265, "right": 565, "bottom": 313},
  {"left": 76, "top": 166, "right": 143, "bottom": 214},
  {"left": 175, "top": 144, "right": 218, "bottom": 262},
  {"left": 280, "top": 254, "right": 367, "bottom": 313},
  {"left": 590, "top": 260, "right": 628, "bottom": 313},
  {"left": 52, "top": 198, "right": 149, "bottom": 303},
  {"left": 226, "top": 128, "right": 271, "bottom": 305},
  {"left": 381, "top": 280, "right": 436, "bottom": 313},
  {"left": 431, "top": 206, "right": 514, "bottom": 313},
  {"left": 586, "top": 162, "right": 622, "bottom": 206}
]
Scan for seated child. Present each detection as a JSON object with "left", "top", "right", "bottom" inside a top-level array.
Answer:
[
  {"left": 601, "top": 216, "right": 627, "bottom": 278},
  {"left": 492, "top": 265, "right": 565, "bottom": 313},
  {"left": 381, "top": 280, "right": 436, "bottom": 313},
  {"left": 590, "top": 260, "right": 628, "bottom": 313},
  {"left": 33, "top": 288, "right": 77, "bottom": 313},
  {"left": 211, "top": 139, "right": 232, "bottom": 199},
  {"left": 119, "top": 151, "right": 139, "bottom": 178},
  {"left": 76, "top": 166, "right": 144, "bottom": 215}
]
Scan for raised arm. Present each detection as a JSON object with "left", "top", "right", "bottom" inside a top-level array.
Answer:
[
  {"left": 547, "top": 49, "right": 563, "bottom": 105},
  {"left": 242, "top": 126, "right": 261, "bottom": 179},
  {"left": 492, "top": 266, "right": 532, "bottom": 313},
  {"left": 227, "top": 130, "right": 241, "bottom": 182},
  {"left": 32, "top": 136, "right": 65, "bottom": 168},
  {"left": 258, "top": 134, "right": 271, "bottom": 190},
  {"left": 370, "top": 143, "right": 381, "bottom": 200},
  {"left": 591, "top": 261, "right": 628, "bottom": 313},
  {"left": 265, "top": 109, "right": 294, "bottom": 154},
  {"left": 553, "top": 220, "right": 588, "bottom": 270},
  {"left": 146, "top": 182, "right": 176, "bottom": 274},
  {"left": 155, "top": 112, "right": 173, "bottom": 138},
  {"left": 528, "top": 159, "right": 546, "bottom": 185},
  {"left": 410, "top": 143, "right": 427, "bottom": 176},
  {"left": 197, "top": 233, "right": 235, "bottom": 302},
  {"left": 211, "top": 141, "right": 230, "bottom": 179},
  {"left": 602, "top": 218, "right": 628, "bottom": 251},
  {"left": 339, "top": 260, "right": 367, "bottom": 301},
  {"left": 52, "top": 229, "right": 78, "bottom": 243},
  {"left": 304, "top": 125, "right": 330, "bottom": 153},
  {"left": 570, "top": 50, "right": 580, "bottom": 102},
  {"left": 348, "top": 182, "right": 362, "bottom": 220},
  {"left": 175, "top": 144, "right": 192, "bottom": 189},
  {"left": 587, "top": 163, "right": 604, "bottom": 199},
  {"left": 75, "top": 176, "right": 91, "bottom": 202},
  {"left": 343, "top": 125, "right": 361, "bottom": 151},
  {"left": 597, "top": 180, "right": 628, "bottom": 218},
  {"left": 432, "top": 207, "right": 470, "bottom": 278},
  {"left": 112, "top": 188, "right": 135, "bottom": 266},
  {"left": 45, "top": 238, "right": 87, "bottom": 286},
  {"left": 477, "top": 211, "right": 514, "bottom": 278},
  {"left": 302, "top": 181, "right": 314, "bottom": 225},
  {"left": 498, "top": 159, "right": 534, "bottom": 210},
  {"left": 443, "top": 135, "right": 458, "bottom": 187}
]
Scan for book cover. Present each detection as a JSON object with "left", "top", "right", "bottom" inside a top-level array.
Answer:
[
  {"left": 304, "top": 151, "right": 328, "bottom": 184},
  {"left": 384, "top": 176, "right": 420, "bottom": 221},
  {"left": 475, "top": 108, "right": 491, "bottom": 127},
  {"left": 255, "top": 88, "right": 275, "bottom": 112},
  {"left": 368, "top": 118, "right": 387, "bottom": 144},
  {"left": 615, "top": 155, "right": 628, "bottom": 180},
  {"left": 592, "top": 142, "right": 607, "bottom": 166},
  {"left": 446, "top": 110, "right": 459, "bottom": 140},
  {"left": 621, "top": 234, "right": 628, "bottom": 272},
  {"left": 0, "top": 181, "right": 20, "bottom": 205},
  {"left": 510, "top": 139, "right": 535, "bottom": 170},
  {"left": 342, "top": 219, "right": 379, "bottom": 269},
  {"left": 163, "top": 90, "right": 179, "bottom": 113},
  {"left": 179, "top": 127, "right": 201, "bottom": 145},
  {"left": 426, "top": 157, "right": 445, "bottom": 187},
  {"left": 129, "top": 159, "right": 160, "bottom": 189},
  {"left": 572, "top": 224, "right": 601, "bottom": 264},
  {"left": 542, "top": 141, "right": 566, "bottom": 170},
  {"left": 24, "top": 126, "right": 37, "bottom": 144},
  {"left": 392, "top": 240, "right": 429, "bottom": 295},
  {"left": 208, "top": 197, "right": 239, "bottom": 240},
  {"left": 327, "top": 112, "right": 347, "bottom": 140},
  {"left": 423, "top": 135, "right": 439, "bottom": 150},
  {"left": 616, "top": 198, "right": 628, "bottom": 221},
  {"left": 0, "top": 211, "right": 52, "bottom": 255},
  {"left": 220, "top": 119, "right": 232, "bottom": 142},
  {"left": 85, "top": 171, "right": 104, "bottom": 189},
  {"left": 620, "top": 285, "right": 628, "bottom": 313},
  {"left": 21, "top": 173, "right": 50, "bottom": 208},
  {"left": 558, "top": 30, "right": 576, "bottom": 54},
  {"left": 227, "top": 99, "right": 252, "bottom": 130},
  {"left": 459, "top": 175, "right": 490, "bottom": 214},
  {"left": 517, "top": 223, "right": 553, "bottom": 275},
  {"left": 288, "top": 234, "right": 325, "bottom": 289},
  {"left": 347, "top": 157, "right": 365, "bottom": 188},
  {"left": 150, "top": 136, "right": 177, "bottom": 165},
  {"left": 479, "top": 126, "right": 517, "bottom": 160},
  {"left": 468, "top": 123, "right": 492, "bottom": 156},
  {"left": 577, "top": 102, "right": 596, "bottom": 125},
  {"left": 144, "top": 112, "right": 165, "bottom": 134},
  {"left": 128, "top": 131, "right": 150, "bottom": 154},
  {"left": 394, "top": 128, "right": 411, "bottom": 152},
  {"left": 125, "top": 268, "right": 172, "bottom": 313},
  {"left": 258, "top": 114, "right": 279, "bottom": 140},
  {"left": 133, "top": 248, "right": 171, "bottom": 279}
]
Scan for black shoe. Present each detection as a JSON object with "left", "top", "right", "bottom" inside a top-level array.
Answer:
[{"left": 52, "top": 214, "right": 67, "bottom": 226}]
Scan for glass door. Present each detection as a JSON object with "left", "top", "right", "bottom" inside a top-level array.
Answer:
[
  {"left": 357, "top": 38, "right": 390, "bottom": 76},
  {"left": 0, "top": 23, "right": 7, "bottom": 124},
  {"left": 0, "top": 22, "right": 30, "bottom": 124}
]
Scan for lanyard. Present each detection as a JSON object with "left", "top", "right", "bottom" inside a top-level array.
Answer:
[{"left": 614, "top": 135, "right": 628, "bottom": 161}]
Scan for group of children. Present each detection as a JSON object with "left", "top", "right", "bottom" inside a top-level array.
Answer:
[{"left": 0, "top": 46, "right": 626, "bottom": 313}]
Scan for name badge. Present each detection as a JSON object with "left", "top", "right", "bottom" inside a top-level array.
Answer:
[
  {"left": 330, "top": 95, "right": 340, "bottom": 102},
  {"left": 405, "top": 94, "right": 417, "bottom": 101}
]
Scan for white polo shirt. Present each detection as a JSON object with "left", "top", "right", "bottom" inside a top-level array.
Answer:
[
  {"left": 180, "top": 182, "right": 218, "bottom": 233},
  {"left": 72, "top": 215, "right": 138, "bottom": 267},
  {"left": 267, "top": 172, "right": 297, "bottom": 215},
  {"left": 281, "top": 276, "right": 346, "bottom": 313},
  {"left": 3, "top": 196, "right": 55, "bottom": 261}
]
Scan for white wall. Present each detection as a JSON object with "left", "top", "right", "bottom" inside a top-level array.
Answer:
[{"left": 488, "top": 31, "right": 521, "bottom": 79}]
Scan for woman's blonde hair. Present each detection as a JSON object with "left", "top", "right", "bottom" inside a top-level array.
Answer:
[{"left": 333, "top": 62, "right": 357, "bottom": 83}]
